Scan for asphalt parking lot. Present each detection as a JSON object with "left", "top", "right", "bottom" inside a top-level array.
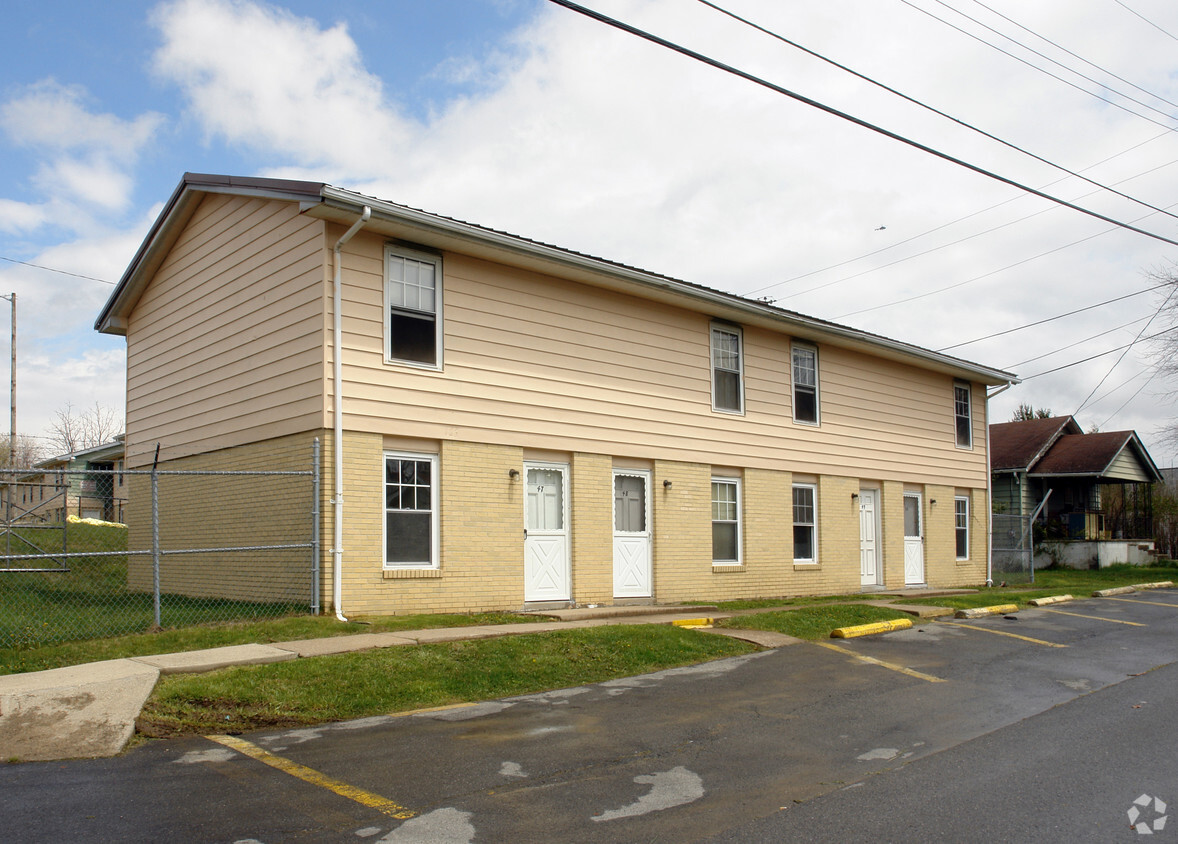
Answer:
[{"left": 3, "top": 589, "right": 1176, "bottom": 843}]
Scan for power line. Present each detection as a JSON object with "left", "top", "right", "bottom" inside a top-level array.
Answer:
[
  {"left": 0, "top": 256, "right": 115, "bottom": 285},
  {"left": 1020, "top": 326, "right": 1177, "bottom": 380},
  {"left": 698, "top": 0, "right": 1178, "bottom": 226},
  {"left": 967, "top": 0, "right": 1178, "bottom": 113},
  {"left": 544, "top": 0, "right": 1178, "bottom": 250},
  {"left": 748, "top": 129, "right": 1178, "bottom": 299},
  {"left": 900, "top": 0, "right": 1178, "bottom": 129},
  {"left": 937, "top": 281, "right": 1170, "bottom": 351},
  {"left": 1073, "top": 285, "right": 1178, "bottom": 413},
  {"left": 1006, "top": 316, "right": 1150, "bottom": 368},
  {"left": 1114, "top": 0, "right": 1178, "bottom": 43}
]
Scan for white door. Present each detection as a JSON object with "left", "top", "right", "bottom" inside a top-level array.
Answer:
[
  {"left": 613, "top": 471, "right": 652, "bottom": 598},
  {"left": 524, "top": 463, "right": 571, "bottom": 602},
  {"left": 903, "top": 492, "right": 925, "bottom": 586},
  {"left": 859, "top": 489, "right": 880, "bottom": 587}
]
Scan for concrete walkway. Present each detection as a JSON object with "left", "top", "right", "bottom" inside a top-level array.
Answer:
[
  {"left": 0, "top": 605, "right": 805, "bottom": 763},
  {"left": 0, "top": 593, "right": 973, "bottom": 763}
]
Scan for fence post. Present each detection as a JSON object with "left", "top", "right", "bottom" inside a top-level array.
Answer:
[
  {"left": 311, "top": 437, "right": 320, "bottom": 616},
  {"left": 152, "top": 444, "right": 161, "bottom": 629}
]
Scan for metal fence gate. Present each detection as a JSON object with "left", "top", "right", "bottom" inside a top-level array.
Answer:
[
  {"left": 991, "top": 512, "right": 1034, "bottom": 585},
  {"left": 0, "top": 444, "right": 319, "bottom": 650}
]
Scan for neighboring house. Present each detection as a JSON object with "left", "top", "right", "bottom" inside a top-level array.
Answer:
[
  {"left": 95, "top": 173, "right": 1017, "bottom": 616},
  {"left": 7, "top": 437, "right": 128, "bottom": 524},
  {"left": 990, "top": 416, "right": 1161, "bottom": 567}
]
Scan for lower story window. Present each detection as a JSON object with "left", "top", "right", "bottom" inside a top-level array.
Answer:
[
  {"left": 793, "top": 483, "right": 817, "bottom": 562},
  {"left": 955, "top": 496, "right": 969, "bottom": 560},
  {"left": 711, "top": 477, "right": 741, "bottom": 563},
  {"left": 384, "top": 452, "right": 438, "bottom": 568}
]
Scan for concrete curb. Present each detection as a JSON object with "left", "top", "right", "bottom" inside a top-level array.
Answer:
[
  {"left": 1093, "top": 586, "right": 1137, "bottom": 597},
  {"left": 830, "top": 618, "right": 913, "bottom": 638},
  {"left": 1028, "top": 595, "right": 1074, "bottom": 607},
  {"left": 954, "top": 604, "right": 1019, "bottom": 619},
  {"left": 1133, "top": 581, "right": 1174, "bottom": 590}
]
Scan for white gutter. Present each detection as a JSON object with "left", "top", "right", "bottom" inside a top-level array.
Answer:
[
  {"left": 331, "top": 206, "right": 371, "bottom": 621},
  {"left": 985, "top": 382, "right": 1015, "bottom": 586}
]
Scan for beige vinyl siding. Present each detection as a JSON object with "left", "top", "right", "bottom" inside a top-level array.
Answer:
[
  {"left": 125, "top": 195, "right": 328, "bottom": 466},
  {"left": 334, "top": 233, "right": 988, "bottom": 487},
  {"left": 1106, "top": 448, "right": 1152, "bottom": 482}
]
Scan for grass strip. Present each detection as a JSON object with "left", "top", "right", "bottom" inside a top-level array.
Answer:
[
  {"left": 718, "top": 605, "right": 912, "bottom": 640},
  {"left": 0, "top": 612, "right": 540, "bottom": 676},
  {"left": 901, "top": 565, "right": 1178, "bottom": 610},
  {"left": 137, "top": 626, "right": 755, "bottom": 738}
]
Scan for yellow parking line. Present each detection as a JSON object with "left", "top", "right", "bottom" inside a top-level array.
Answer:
[
  {"left": 937, "top": 620, "right": 1067, "bottom": 648},
  {"left": 207, "top": 734, "right": 415, "bottom": 819},
  {"left": 1036, "top": 608, "right": 1146, "bottom": 627},
  {"left": 1100, "top": 597, "right": 1178, "bottom": 609},
  {"left": 813, "top": 641, "right": 945, "bottom": 683}
]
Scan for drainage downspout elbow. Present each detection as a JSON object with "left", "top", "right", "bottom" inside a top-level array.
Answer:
[{"left": 331, "top": 206, "right": 371, "bottom": 622}]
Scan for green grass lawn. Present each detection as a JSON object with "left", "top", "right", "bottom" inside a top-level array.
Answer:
[
  {"left": 899, "top": 564, "right": 1177, "bottom": 610},
  {"left": 137, "top": 625, "right": 756, "bottom": 738},
  {"left": 718, "top": 604, "right": 914, "bottom": 639}
]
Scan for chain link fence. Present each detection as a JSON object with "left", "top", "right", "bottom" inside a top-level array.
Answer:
[
  {"left": 991, "top": 512, "right": 1034, "bottom": 585},
  {"left": 0, "top": 447, "right": 318, "bottom": 650}
]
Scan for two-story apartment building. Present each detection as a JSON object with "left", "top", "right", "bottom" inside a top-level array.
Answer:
[{"left": 96, "top": 173, "right": 1017, "bottom": 617}]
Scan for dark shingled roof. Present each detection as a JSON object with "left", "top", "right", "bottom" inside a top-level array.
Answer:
[
  {"left": 1031, "top": 431, "right": 1156, "bottom": 479},
  {"left": 989, "top": 416, "right": 1081, "bottom": 472}
]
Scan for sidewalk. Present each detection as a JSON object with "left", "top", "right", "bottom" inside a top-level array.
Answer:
[{"left": 0, "top": 605, "right": 798, "bottom": 763}]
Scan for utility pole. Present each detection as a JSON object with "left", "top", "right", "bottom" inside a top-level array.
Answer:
[{"left": 1, "top": 293, "right": 12, "bottom": 467}]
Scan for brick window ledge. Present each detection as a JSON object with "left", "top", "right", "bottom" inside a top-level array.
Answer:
[{"left": 383, "top": 568, "right": 443, "bottom": 579}]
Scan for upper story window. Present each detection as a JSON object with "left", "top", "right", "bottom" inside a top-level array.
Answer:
[
  {"left": 386, "top": 246, "right": 442, "bottom": 368},
  {"left": 711, "top": 325, "right": 744, "bottom": 414},
  {"left": 792, "top": 343, "right": 819, "bottom": 425},
  {"left": 954, "top": 382, "right": 972, "bottom": 448}
]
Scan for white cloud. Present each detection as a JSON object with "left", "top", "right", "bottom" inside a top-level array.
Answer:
[
  {"left": 151, "top": 0, "right": 414, "bottom": 175},
  {"left": 0, "top": 79, "right": 165, "bottom": 217}
]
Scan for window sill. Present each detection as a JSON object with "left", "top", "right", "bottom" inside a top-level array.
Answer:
[
  {"left": 793, "top": 562, "right": 820, "bottom": 571},
  {"left": 956, "top": 558, "right": 971, "bottom": 565},
  {"left": 383, "top": 568, "right": 442, "bottom": 579},
  {"left": 711, "top": 563, "right": 745, "bottom": 573}
]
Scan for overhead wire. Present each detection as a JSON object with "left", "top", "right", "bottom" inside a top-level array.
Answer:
[
  {"left": 749, "top": 128, "right": 1178, "bottom": 299},
  {"left": 544, "top": 1, "right": 1178, "bottom": 252},
  {"left": 937, "top": 280, "right": 1171, "bottom": 351},
  {"left": 1113, "top": 0, "right": 1178, "bottom": 43},
  {"left": 899, "top": 0, "right": 1178, "bottom": 129},
  {"left": 0, "top": 255, "right": 115, "bottom": 285},
  {"left": 697, "top": 0, "right": 1178, "bottom": 229},
  {"left": 1020, "top": 326, "right": 1178, "bottom": 380},
  {"left": 967, "top": 0, "right": 1178, "bottom": 113},
  {"left": 1005, "top": 316, "right": 1152, "bottom": 368}
]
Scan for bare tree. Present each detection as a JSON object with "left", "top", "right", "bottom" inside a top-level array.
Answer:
[
  {"left": 1148, "top": 265, "right": 1178, "bottom": 452},
  {"left": 0, "top": 434, "right": 44, "bottom": 468},
  {"left": 47, "top": 402, "right": 123, "bottom": 455},
  {"left": 1011, "top": 403, "right": 1054, "bottom": 421}
]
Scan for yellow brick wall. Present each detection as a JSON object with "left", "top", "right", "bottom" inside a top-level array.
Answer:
[
  {"left": 336, "top": 438, "right": 526, "bottom": 616},
  {"left": 880, "top": 481, "right": 907, "bottom": 589},
  {"left": 923, "top": 484, "right": 956, "bottom": 587},
  {"left": 128, "top": 431, "right": 995, "bottom": 616},
  {"left": 651, "top": 460, "right": 712, "bottom": 601},
  {"left": 572, "top": 453, "right": 614, "bottom": 605},
  {"left": 125, "top": 431, "right": 323, "bottom": 604}
]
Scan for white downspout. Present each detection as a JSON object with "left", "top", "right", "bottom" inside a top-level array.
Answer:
[
  {"left": 331, "top": 206, "right": 371, "bottom": 621},
  {"left": 985, "top": 382, "right": 1014, "bottom": 587}
]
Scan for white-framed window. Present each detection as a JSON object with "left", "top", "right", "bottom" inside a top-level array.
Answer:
[
  {"left": 383, "top": 451, "right": 439, "bottom": 568},
  {"left": 792, "top": 343, "right": 819, "bottom": 424},
  {"left": 955, "top": 495, "right": 970, "bottom": 560},
  {"left": 711, "top": 324, "right": 744, "bottom": 414},
  {"left": 386, "top": 245, "right": 442, "bottom": 368},
  {"left": 792, "top": 483, "right": 817, "bottom": 563},
  {"left": 711, "top": 477, "right": 741, "bottom": 563},
  {"left": 954, "top": 382, "right": 972, "bottom": 448}
]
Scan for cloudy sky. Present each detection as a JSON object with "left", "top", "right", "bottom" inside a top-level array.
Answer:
[{"left": 3, "top": 0, "right": 1177, "bottom": 464}]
